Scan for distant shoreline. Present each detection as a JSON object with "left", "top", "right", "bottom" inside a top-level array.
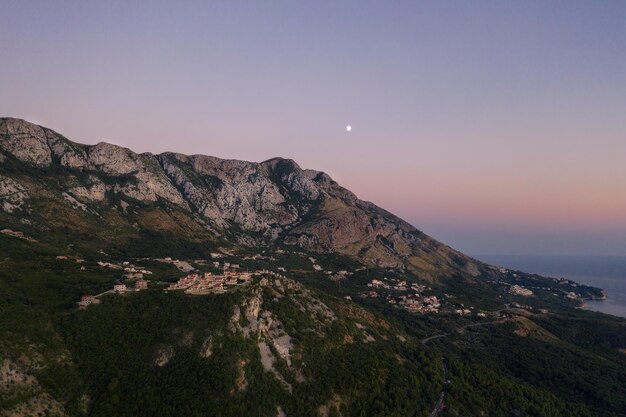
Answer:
[
  {"left": 578, "top": 289, "right": 608, "bottom": 308},
  {"left": 475, "top": 255, "right": 626, "bottom": 319}
]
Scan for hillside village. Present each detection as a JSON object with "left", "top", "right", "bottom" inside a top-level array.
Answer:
[
  {"left": 75, "top": 257, "right": 262, "bottom": 307},
  {"left": 69, "top": 250, "right": 456, "bottom": 312},
  {"left": 0, "top": 226, "right": 594, "bottom": 315},
  {"left": 70, "top": 252, "right": 536, "bottom": 319},
  {"left": 1, "top": 227, "right": 594, "bottom": 316},
  {"left": 166, "top": 270, "right": 253, "bottom": 294},
  {"left": 41, "top": 246, "right": 600, "bottom": 317}
]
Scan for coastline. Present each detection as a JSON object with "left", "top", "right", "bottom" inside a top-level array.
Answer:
[
  {"left": 578, "top": 289, "right": 608, "bottom": 309},
  {"left": 579, "top": 290, "right": 626, "bottom": 319},
  {"left": 476, "top": 255, "right": 626, "bottom": 319}
]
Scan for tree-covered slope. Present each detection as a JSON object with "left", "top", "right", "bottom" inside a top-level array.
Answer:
[{"left": 1, "top": 117, "right": 624, "bottom": 417}]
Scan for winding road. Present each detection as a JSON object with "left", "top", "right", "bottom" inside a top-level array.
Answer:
[
  {"left": 422, "top": 312, "right": 509, "bottom": 417},
  {"left": 428, "top": 359, "right": 449, "bottom": 417}
]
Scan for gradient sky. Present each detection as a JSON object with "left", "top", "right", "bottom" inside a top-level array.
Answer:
[{"left": 2, "top": 1, "right": 626, "bottom": 256}]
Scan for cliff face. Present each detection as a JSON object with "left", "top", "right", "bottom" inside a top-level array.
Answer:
[{"left": 0, "top": 117, "right": 481, "bottom": 278}]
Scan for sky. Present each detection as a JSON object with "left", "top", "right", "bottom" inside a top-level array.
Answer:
[{"left": 1, "top": 1, "right": 626, "bottom": 256}]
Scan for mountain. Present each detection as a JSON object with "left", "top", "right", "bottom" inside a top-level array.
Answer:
[
  {"left": 0, "top": 117, "right": 480, "bottom": 278},
  {"left": 1, "top": 117, "right": 624, "bottom": 417}
]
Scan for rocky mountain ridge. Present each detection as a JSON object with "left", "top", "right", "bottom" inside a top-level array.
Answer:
[{"left": 0, "top": 117, "right": 481, "bottom": 278}]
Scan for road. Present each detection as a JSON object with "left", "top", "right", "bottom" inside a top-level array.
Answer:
[
  {"left": 94, "top": 289, "right": 113, "bottom": 298},
  {"left": 421, "top": 319, "right": 506, "bottom": 347},
  {"left": 421, "top": 333, "right": 450, "bottom": 347},
  {"left": 428, "top": 359, "right": 449, "bottom": 417},
  {"left": 422, "top": 312, "right": 509, "bottom": 416}
]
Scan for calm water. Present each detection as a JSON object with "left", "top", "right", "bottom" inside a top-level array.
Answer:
[{"left": 476, "top": 255, "right": 626, "bottom": 319}]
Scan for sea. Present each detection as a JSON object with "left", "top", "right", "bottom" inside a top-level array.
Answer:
[{"left": 476, "top": 255, "right": 626, "bottom": 319}]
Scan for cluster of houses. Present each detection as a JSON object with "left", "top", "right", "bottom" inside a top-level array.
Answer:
[
  {"left": 75, "top": 249, "right": 292, "bottom": 308},
  {"left": 362, "top": 277, "right": 497, "bottom": 317},
  {"left": 509, "top": 284, "right": 534, "bottom": 297},
  {"left": 397, "top": 295, "right": 441, "bottom": 313},
  {"left": 167, "top": 271, "right": 253, "bottom": 295},
  {"left": 114, "top": 279, "right": 148, "bottom": 292},
  {"left": 326, "top": 269, "right": 352, "bottom": 281},
  {"left": 77, "top": 279, "right": 148, "bottom": 308},
  {"left": 210, "top": 261, "right": 241, "bottom": 270},
  {"left": 487, "top": 269, "right": 593, "bottom": 304},
  {"left": 77, "top": 295, "right": 101, "bottom": 308},
  {"left": 487, "top": 277, "right": 588, "bottom": 301},
  {"left": 363, "top": 278, "right": 443, "bottom": 313},
  {"left": 308, "top": 257, "right": 323, "bottom": 271},
  {"left": 96, "top": 260, "right": 153, "bottom": 276},
  {"left": 155, "top": 257, "right": 195, "bottom": 272},
  {"left": 505, "top": 302, "right": 550, "bottom": 314},
  {"left": 367, "top": 278, "right": 426, "bottom": 293}
]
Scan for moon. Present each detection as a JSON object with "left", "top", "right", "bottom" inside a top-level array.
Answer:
[{"left": 346, "top": 125, "right": 352, "bottom": 132}]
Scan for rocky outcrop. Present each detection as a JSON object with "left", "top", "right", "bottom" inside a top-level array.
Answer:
[
  {"left": 0, "top": 118, "right": 53, "bottom": 166},
  {"left": 89, "top": 143, "right": 188, "bottom": 206},
  {"left": 154, "top": 346, "right": 174, "bottom": 367},
  {"left": 160, "top": 154, "right": 301, "bottom": 233},
  {"left": 200, "top": 335, "right": 213, "bottom": 358},
  {"left": 0, "top": 175, "right": 28, "bottom": 213},
  {"left": 69, "top": 175, "right": 106, "bottom": 201},
  {"left": 0, "top": 117, "right": 483, "bottom": 278}
]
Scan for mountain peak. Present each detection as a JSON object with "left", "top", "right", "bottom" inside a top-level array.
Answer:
[
  {"left": 0, "top": 118, "right": 482, "bottom": 278},
  {"left": 0, "top": 117, "right": 55, "bottom": 166}
]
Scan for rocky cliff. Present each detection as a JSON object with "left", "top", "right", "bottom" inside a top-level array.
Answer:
[{"left": 0, "top": 117, "right": 481, "bottom": 278}]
